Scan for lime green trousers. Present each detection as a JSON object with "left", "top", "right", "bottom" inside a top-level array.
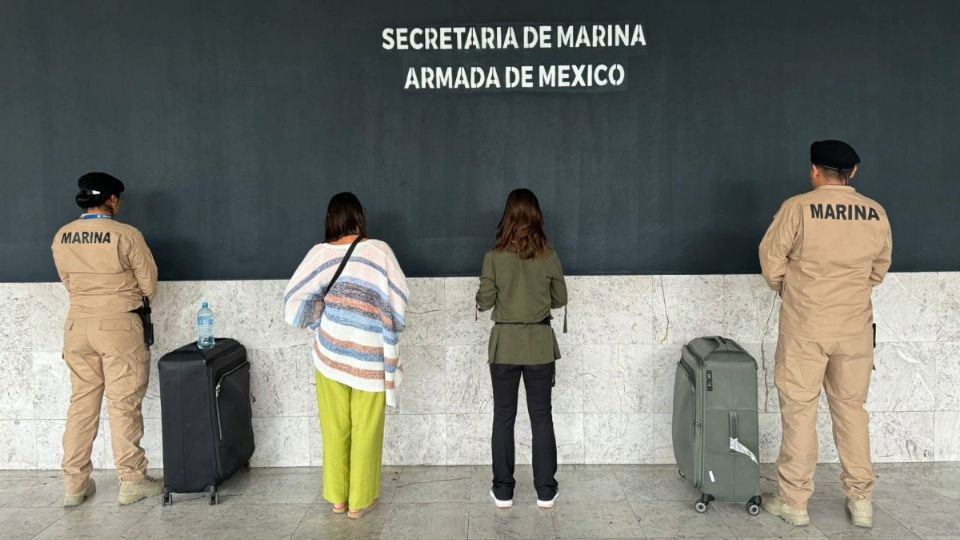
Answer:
[{"left": 316, "top": 371, "right": 386, "bottom": 510}]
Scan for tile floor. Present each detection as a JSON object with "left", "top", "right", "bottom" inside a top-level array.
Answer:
[{"left": 1, "top": 463, "right": 958, "bottom": 539}]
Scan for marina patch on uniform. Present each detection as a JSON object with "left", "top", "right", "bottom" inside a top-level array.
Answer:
[
  {"left": 810, "top": 204, "right": 880, "bottom": 221},
  {"left": 60, "top": 231, "right": 112, "bottom": 244}
]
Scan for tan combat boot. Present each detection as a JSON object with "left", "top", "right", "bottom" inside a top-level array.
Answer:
[
  {"left": 846, "top": 498, "right": 873, "bottom": 528},
  {"left": 63, "top": 478, "right": 96, "bottom": 507},
  {"left": 118, "top": 476, "right": 164, "bottom": 505},
  {"left": 761, "top": 493, "right": 810, "bottom": 527}
]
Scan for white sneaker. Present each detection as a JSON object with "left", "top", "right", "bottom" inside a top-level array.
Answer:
[
  {"left": 537, "top": 492, "right": 559, "bottom": 508},
  {"left": 489, "top": 490, "right": 513, "bottom": 509}
]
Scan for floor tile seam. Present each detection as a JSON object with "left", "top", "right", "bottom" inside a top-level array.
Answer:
[
  {"left": 28, "top": 505, "right": 76, "bottom": 540},
  {"left": 289, "top": 499, "right": 314, "bottom": 540},
  {"left": 873, "top": 499, "right": 930, "bottom": 538}
]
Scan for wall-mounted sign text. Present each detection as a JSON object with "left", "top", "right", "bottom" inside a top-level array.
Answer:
[{"left": 381, "top": 23, "right": 647, "bottom": 92}]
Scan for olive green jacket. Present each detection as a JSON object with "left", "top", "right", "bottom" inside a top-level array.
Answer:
[{"left": 476, "top": 248, "right": 568, "bottom": 364}]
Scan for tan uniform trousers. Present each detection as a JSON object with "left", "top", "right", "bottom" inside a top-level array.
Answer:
[
  {"left": 774, "top": 330, "right": 875, "bottom": 509},
  {"left": 62, "top": 312, "right": 150, "bottom": 494}
]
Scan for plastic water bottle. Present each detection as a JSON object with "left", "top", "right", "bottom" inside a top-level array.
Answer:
[{"left": 197, "top": 302, "right": 216, "bottom": 350}]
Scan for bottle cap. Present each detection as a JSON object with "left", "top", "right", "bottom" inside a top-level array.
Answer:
[{"left": 202, "top": 302, "right": 209, "bottom": 308}]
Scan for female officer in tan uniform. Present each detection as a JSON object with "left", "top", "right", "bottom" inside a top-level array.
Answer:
[{"left": 51, "top": 172, "right": 163, "bottom": 506}]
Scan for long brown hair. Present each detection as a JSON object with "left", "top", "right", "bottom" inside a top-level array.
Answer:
[
  {"left": 494, "top": 188, "right": 549, "bottom": 259},
  {"left": 325, "top": 192, "right": 367, "bottom": 242}
]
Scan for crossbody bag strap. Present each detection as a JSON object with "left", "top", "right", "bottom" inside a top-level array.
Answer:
[{"left": 325, "top": 236, "right": 364, "bottom": 297}]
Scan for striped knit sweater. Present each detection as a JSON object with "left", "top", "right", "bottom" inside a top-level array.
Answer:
[{"left": 283, "top": 239, "right": 409, "bottom": 407}]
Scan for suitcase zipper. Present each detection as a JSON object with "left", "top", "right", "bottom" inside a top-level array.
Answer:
[{"left": 214, "top": 361, "right": 250, "bottom": 441}]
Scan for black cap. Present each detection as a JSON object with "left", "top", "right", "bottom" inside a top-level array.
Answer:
[
  {"left": 810, "top": 140, "right": 860, "bottom": 170},
  {"left": 77, "top": 172, "right": 125, "bottom": 196}
]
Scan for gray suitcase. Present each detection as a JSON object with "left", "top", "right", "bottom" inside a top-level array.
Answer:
[{"left": 672, "top": 336, "right": 761, "bottom": 515}]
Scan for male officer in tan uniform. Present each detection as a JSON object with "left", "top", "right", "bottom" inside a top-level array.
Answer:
[
  {"left": 51, "top": 172, "right": 164, "bottom": 506},
  {"left": 759, "top": 141, "right": 892, "bottom": 529}
]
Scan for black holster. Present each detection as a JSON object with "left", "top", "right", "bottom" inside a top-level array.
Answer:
[{"left": 131, "top": 297, "right": 155, "bottom": 346}]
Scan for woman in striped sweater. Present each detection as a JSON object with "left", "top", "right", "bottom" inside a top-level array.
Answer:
[{"left": 284, "top": 192, "right": 408, "bottom": 519}]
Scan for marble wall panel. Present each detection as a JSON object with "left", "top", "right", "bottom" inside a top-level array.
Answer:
[
  {"left": 0, "top": 419, "right": 37, "bottom": 469},
  {"left": 934, "top": 411, "right": 960, "bottom": 461},
  {"left": 870, "top": 412, "right": 935, "bottom": 462},
  {"left": 247, "top": 347, "right": 312, "bottom": 418},
  {"left": 445, "top": 414, "right": 492, "bottom": 465},
  {"left": 31, "top": 351, "right": 71, "bottom": 421},
  {"left": 872, "top": 273, "right": 940, "bottom": 343},
  {"left": 394, "top": 345, "right": 446, "bottom": 415},
  {"left": 383, "top": 414, "right": 446, "bottom": 465},
  {"left": 868, "top": 343, "right": 938, "bottom": 412},
  {"left": 22, "top": 284, "right": 69, "bottom": 352},
  {"left": 445, "top": 346, "right": 494, "bottom": 414},
  {"left": 0, "top": 283, "right": 33, "bottom": 352},
  {"left": 230, "top": 280, "right": 311, "bottom": 350},
  {"left": 35, "top": 419, "right": 69, "bottom": 470},
  {"left": 1, "top": 351, "right": 36, "bottom": 419},
  {"left": 583, "top": 413, "right": 653, "bottom": 464},
  {"left": 406, "top": 277, "right": 444, "bottom": 313},
  {"left": 758, "top": 413, "right": 782, "bottom": 463},
  {"left": 648, "top": 413, "right": 674, "bottom": 464},
  {"left": 648, "top": 344, "right": 683, "bottom": 414},
  {"left": 570, "top": 276, "right": 654, "bottom": 346},
  {"left": 443, "top": 278, "right": 495, "bottom": 347},
  {"left": 551, "top": 344, "right": 585, "bottom": 414},
  {"left": 723, "top": 275, "right": 781, "bottom": 345},
  {"left": 307, "top": 412, "right": 324, "bottom": 467},
  {"left": 581, "top": 344, "right": 634, "bottom": 414},
  {"left": 936, "top": 341, "right": 960, "bottom": 411},
  {"left": 249, "top": 416, "right": 310, "bottom": 468},
  {"left": 553, "top": 413, "right": 586, "bottom": 464},
  {"left": 653, "top": 275, "right": 725, "bottom": 345},
  {"left": 939, "top": 272, "right": 960, "bottom": 341}
]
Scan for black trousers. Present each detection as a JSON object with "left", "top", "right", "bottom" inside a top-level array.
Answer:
[{"left": 490, "top": 362, "right": 558, "bottom": 501}]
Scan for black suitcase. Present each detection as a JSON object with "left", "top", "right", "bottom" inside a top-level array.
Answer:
[{"left": 159, "top": 338, "right": 254, "bottom": 505}]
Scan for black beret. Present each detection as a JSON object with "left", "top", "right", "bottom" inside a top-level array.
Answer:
[
  {"left": 810, "top": 140, "right": 860, "bottom": 170},
  {"left": 77, "top": 172, "right": 125, "bottom": 196}
]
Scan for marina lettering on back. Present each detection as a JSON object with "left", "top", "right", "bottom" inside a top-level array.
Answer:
[
  {"left": 60, "top": 231, "right": 112, "bottom": 244},
  {"left": 810, "top": 204, "right": 880, "bottom": 221}
]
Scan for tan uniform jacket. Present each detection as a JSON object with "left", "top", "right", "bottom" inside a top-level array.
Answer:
[
  {"left": 759, "top": 185, "right": 892, "bottom": 341},
  {"left": 51, "top": 216, "right": 158, "bottom": 319}
]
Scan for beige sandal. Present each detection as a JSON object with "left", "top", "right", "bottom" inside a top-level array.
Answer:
[
  {"left": 332, "top": 502, "right": 347, "bottom": 514},
  {"left": 347, "top": 498, "right": 379, "bottom": 519}
]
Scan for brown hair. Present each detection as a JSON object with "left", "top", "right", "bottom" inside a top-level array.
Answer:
[
  {"left": 325, "top": 192, "right": 367, "bottom": 242},
  {"left": 494, "top": 188, "right": 550, "bottom": 259}
]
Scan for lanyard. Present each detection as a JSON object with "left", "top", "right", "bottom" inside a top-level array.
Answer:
[{"left": 80, "top": 214, "right": 113, "bottom": 220}]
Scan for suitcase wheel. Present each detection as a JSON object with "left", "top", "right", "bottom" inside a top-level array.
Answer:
[
  {"left": 162, "top": 487, "right": 172, "bottom": 507},
  {"left": 694, "top": 494, "right": 713, "bottom": 514},
  {"left": 241, "top": 462, "right": 251, "bottom": 473},
  {"left": 206, "top": 486, "right": 220, "bottom": 505},
  {"left": 746, "top": 496, "right": 762, "bottom": 516}
]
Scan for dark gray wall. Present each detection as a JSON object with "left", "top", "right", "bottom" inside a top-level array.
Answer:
[{"left": 2, "top": 0, "right": 958, "bottom": 281}]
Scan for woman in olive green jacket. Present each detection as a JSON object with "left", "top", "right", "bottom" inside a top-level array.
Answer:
[{"left": 476, "top": 188, "right": 567, "bottom": 510}]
